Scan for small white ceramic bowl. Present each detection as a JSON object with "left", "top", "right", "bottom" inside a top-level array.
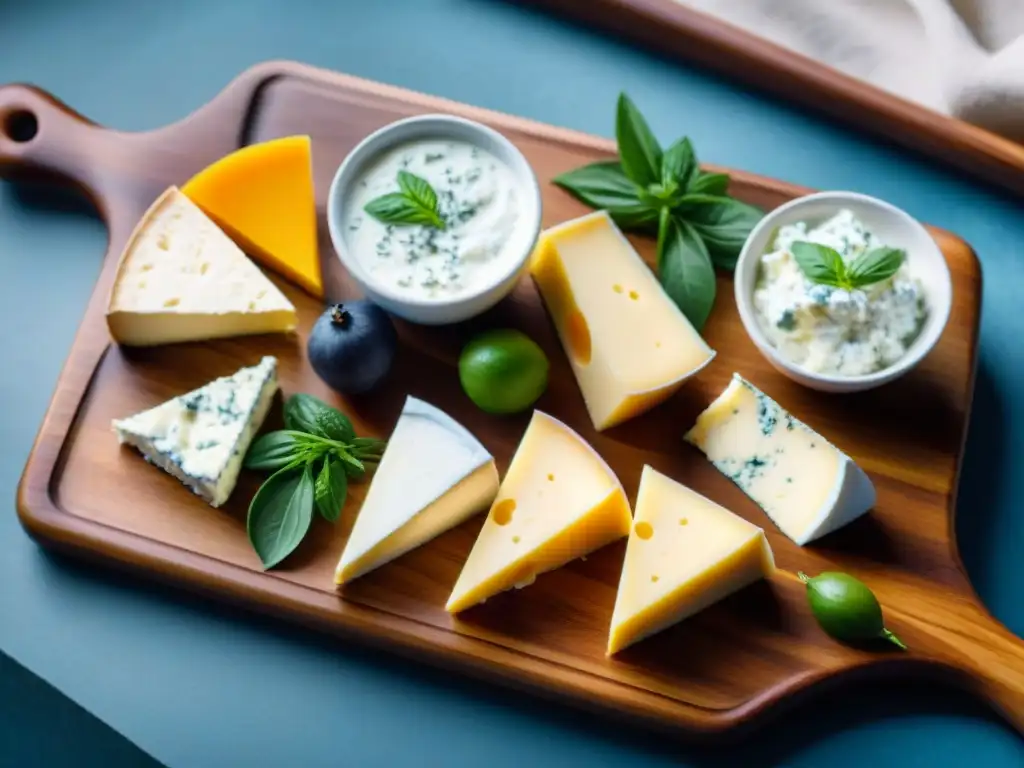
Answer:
[
  {"left": 326, "top": 114, "right": 542, "bottom": 325},
  {"left": 734, "top": 190, "right": 953, "bottom": 393}
]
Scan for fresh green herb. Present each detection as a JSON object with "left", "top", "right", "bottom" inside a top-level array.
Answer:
[
  {"left": 551, "top": 92, "right": 764, "bottom": 330},
  {"left": 244, "top": 394, "right": 388, "bottom": 570},
  {"left": 791, "top": 241, "right": 905, "bottom": 290},
  {"left": 364, "top": 170, "right": 445, "bottom": 230}
]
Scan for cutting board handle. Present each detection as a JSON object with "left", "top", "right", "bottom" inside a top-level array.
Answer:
[{"left": 0, "top": 84, "right": 126, "bottom": 214}]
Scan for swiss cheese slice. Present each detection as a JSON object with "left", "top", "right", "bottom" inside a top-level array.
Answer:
[
  {"left": 335, "top": 396, "right": 499, "bottom": 584},
  {"left": 182, "top": 135, "right": 322, "bottom": 297},
  {"left": 446, "top": 410, "right": 632, "bottom": 614},
  {"left": 684, "top": 373, "right": 876, "bottom": 545},
  {"left": 529, "top": 210, "right": 715, "bottom": 431},
  {"left": 105, "top": 187, "right": 297, "bottom": 346},
  {"left": 607, "top": 465, "right": 774, "bottom": 655}
]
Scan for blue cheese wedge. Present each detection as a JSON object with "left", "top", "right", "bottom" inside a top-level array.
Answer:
[
  {"left": 684, "top": 373, "right": 876, "bottom": 545},
  {"left": 106, "top": 186, "right": 297, "bottom": 346},
  {"left": 112, "top": 356, "right": 279, "bottom": 507}
]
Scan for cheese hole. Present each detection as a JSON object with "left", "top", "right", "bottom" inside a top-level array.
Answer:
[
  {"left": 629, "top": 290, "right": 639, "bottom": 300},
  {"left": 138, "top": 281, "right": 146, "bottom": 289},
  {"left": 655, "top": 341, "right": 662, "bottom": 349},
  {"left": 635, "top": 521, "right": 654, "bottom": 540},
  {"left": 492, "top": 499, "right": 516, "bottom": 526},
  {"left": 199, "top": 262, "right": 210, "bottom": 275},
  {"left": 679, "top": 518, "right": 688, "bottom": 526},
  {"left": 512, "top": 536, "right": 521, "bottom": 544},
  {"left": 140, "top": 263, "right": 153, "bottom": 272},
  {"left": 256, "top": 290, "right": 266, "bottom": 299},
  {"left": 156, "top": 234, "right": 170, "bottom": 251},
  {"left": 547, "top": 473, "right": 555, "bottom": 482},
  {"left": 612, "top": 284, "right": 624, "bottom": 294},
  {"left": 248, "top": 301, "right": 257, "bottom": 311},
  {"left": 565, "top": 309, "right": 592, "bottom": 365},
  {"left": 651, "top": 575, "right": 660, "bottom": 583},
  {"left": 163, "top": 297, "right": 181, "bottom": 308}
]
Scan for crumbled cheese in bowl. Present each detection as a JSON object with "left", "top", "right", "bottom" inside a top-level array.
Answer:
[{"left": 752, "top": 209, "right": 928, "bottom": 377}]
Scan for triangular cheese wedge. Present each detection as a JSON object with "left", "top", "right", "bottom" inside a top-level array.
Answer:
[
  {"left": 112, "top": 356, "right": 279, "bottom": 507},
  {"left": 446, "top": 410, "right": 632, "bottom": 614},
  {"left": 335, "top": 396, "right": 499, "bottom": 585},
  {"left": 607, "top": 465, "right": 775, "bottom": 655},
  {"left": 105, "top": 187, "right": 297, "bottom": 346},
  {"left": 182, "top": 136, "right": 322, "bottom": 297},
  {"left": 684, "top": 373, "right": 876, "bottom": 545},
  {"left": 530, "top": 211, "right": 715, "bottom": 431}
]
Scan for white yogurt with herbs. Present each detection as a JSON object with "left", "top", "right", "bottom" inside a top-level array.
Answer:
[
  {"left": 752, "top": 209, "right": 928, "bottom": 376},
  {"left": 343, "top": 139, "right": 522, "bottom": 301}
]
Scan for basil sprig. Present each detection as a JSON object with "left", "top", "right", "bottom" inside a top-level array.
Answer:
[
  {"left": 553, "top": 93, "right": 764, "bottom": 330},
  {"left": 790, "top": 241, "right": 905, "bottom": 290},
  {"left": 244, "top": 394, "right": 387, "bottom": 569},
  {"left": 364, "top": 170, "right": 445, "bottom": 230}
]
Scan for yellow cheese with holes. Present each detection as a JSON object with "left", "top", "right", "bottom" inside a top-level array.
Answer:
[
  {"left": 106, "top": 187, "right": 297, "bottom": 346},
  {"left": 607, "top": 465, "right": 774, "bottom": 655},
  {"left": 182, "top": 136, "right": 322, "bottom": 297},
  {"left": 529, "top": 210, "right": 715, "bottom": 431},
  {"left": 446, "top": 410, "right": 632, "bottom": 614},
  {"left": 684, "top": 373, "right": 876, "bottom": 546}
]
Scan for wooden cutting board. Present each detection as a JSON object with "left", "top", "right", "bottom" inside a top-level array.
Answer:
[{"left": 0, "top": 60, "right": 1015, "bottom": 739}]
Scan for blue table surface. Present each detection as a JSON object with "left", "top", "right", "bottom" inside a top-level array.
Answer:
[{"left": 4, "top": 1, "right": 1024, "bottom": 766}]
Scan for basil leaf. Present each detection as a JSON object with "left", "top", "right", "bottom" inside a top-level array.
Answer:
[
  {"left": 245, "top": 431, "right": 309, "bottom": 471},
  {"left": 349, "top": 436, "right": 388, "bottom": 463},
  {"left": 397, "top": 171, "right": 439, "bottom": 216},
  {"left": 314, "top": 456, "right": 348, "bottom": 523},
  {"left": 364, "top": 193, "right": 435, "bottom": 225},
  {"left": 689, "top": 172, "right": 730, "bottom": 196},
  {"left": 661, "top": 137, "right": 697, "bottom": 190},
  {"left": 847, "top": 246, "right": 905, "bottom": 288},
  {"left": 675, "top": 194, "right": 764, "bottom": 270},
  {"left": 247, "top": 464, "right": 315, "bottom": 569},
  {"left": 551, "top": 161, "right": 658, "bottom": 230},
  {"left": 657, "top": 209, "right": 717, "bottom": 331},
  {"left": 334, "top": 447, "right": 366, "bottom": 479},
  {"left": 615, "top": 93, "right": 662, "bottom": 188},
  {"left": 790, "top": 241, "right": 848, "bottom": 287},
  {"left": 283, "top": 394, "right": 356, "bottom": 442}
]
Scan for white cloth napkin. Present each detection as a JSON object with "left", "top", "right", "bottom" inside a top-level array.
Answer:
[{"left": 676, "top": 0, "right": 1024, "bottom": 141}]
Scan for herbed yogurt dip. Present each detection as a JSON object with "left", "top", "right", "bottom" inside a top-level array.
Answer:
[
  {"left": 752, "top": 208, "right": 928, "bottom": 376},
  {"left": 344, "top": 138, "right": 521, "bottom": 301}
]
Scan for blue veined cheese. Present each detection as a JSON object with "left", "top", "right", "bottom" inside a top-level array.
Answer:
[
  {"left": 112, "top": 356, "right": 279, "bottom": 507},
  {"left": 684, "top": 373, "right": 876, "bottom": 546},
  {"left": 752, "top": 209, "right": 927, "bottom": 376}
]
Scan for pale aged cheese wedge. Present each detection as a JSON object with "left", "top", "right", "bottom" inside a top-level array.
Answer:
[
  {"left": 607, "top": 465, "right": 775, "bottom": 655},
  {"left": 529, "top": 210, "right": 715, "bottom": 431},
  {"left": 335, "top": 396, "right": 499, "bottom": 585},
  {"left": 684, "top": 373, "right": 876, "bottom": 545},
  {"left": 106, "top": 186, "right": 297, "bottom": 346},
  {"left": 112, "top": 356, "right": 278, "bottom": 507},
  {"left": 446, "top": 410, "right": 632, "bottom": 613}
]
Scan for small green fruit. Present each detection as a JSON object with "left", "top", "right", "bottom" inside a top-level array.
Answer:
[
  {"left": 798, "top": 571, "right": 906, "bottom": 650},
  {"left": 458, "top": 329, "right": 549, "bottom": 415}
]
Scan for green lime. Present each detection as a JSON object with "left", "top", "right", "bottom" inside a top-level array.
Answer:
[
  {"left": 459, "top": 329, "right": 549, "bottom": 414},
  {"left": 798, "top": 571, "right": 906, "bottom": 650}
]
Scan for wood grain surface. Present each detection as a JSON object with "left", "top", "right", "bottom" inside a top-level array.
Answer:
[
  {"left": 524, "top": 0, "right": 1024, "bottom": 200},
  {"left": 0, "top": 60, "right": 1013, "bottom": 739}
]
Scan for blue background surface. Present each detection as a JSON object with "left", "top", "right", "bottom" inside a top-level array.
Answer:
[{"left": 3, "top": 1, "right": 1024, "bottom": 765}]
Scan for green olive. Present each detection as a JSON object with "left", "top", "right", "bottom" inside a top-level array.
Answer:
[{"left": 798, "top": 571, "right": 906, "bottom": 650}]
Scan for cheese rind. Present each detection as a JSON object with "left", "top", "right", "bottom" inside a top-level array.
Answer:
[
  {"left": 182, "top": 136, "right": 322, "bottom": 297},
  {"left": 335, "top": 396, "right": 499, "bottom": 584},
  {"left": 446, "top": 410, "right": 632, "bottom": 613},
  {"left": 529, "top": 210, "right": 715, "bottom": 431},
  {"left": 112, "top": 356, "right": 279, "bottom": 507},
  {"left": 607, "top": 465, "right": 774, "bottom": 655},
  {"left": 106, "top": 187, "right": 297, "bottom": 346},
  {"left": 684, "top": 373, "right": 876, "bottom": 545}
]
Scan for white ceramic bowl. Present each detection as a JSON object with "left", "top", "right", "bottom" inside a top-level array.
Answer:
[
  {"left": 734, "top": 191, "right": 953, "bottom": 393},
  {"left": 326, "top": 114, "right": 542, "bottom": 325}
]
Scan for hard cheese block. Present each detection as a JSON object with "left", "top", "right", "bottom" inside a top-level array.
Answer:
[
  {"left": 607, "top": 465, "right": 775, "bottom": 655},
  {"left": 182, "top": 135, "right": 322, "bottom": 297},
  {"left": 529, "top": 210, "right": 715, "bottom": 431},
  {"left": 105, "top": 187, "right": 297, "bottom": 346},
  {"left": 335, "top": 396, "right": 499, "bottom": 585},
  {"left": 112, "top": 356, "right": 279, "bottom": 507},
  {"left": 684, "top": 373, "right": 876, "bottom": 545},
  {"left": 446, "top": 410, "right": 632, "bottom": 613}
]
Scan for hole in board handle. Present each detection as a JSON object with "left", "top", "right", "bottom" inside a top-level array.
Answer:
[{"left": 2, "top": 110, "right": 39, "bottom": 143}]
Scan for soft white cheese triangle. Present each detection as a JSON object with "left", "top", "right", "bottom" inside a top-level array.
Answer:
[
  {"left": 112, "top": 356, "right": 279, "bottom": 507},
  {"left": 607, "top": 465, "right": 774, "bottom": 655},
  {"left": 335, "top": 396, "right": 499, "bottom": 585},
  {"left": 106, "top": 186, "right": 297, "bottom": 346},
  {"left": 684, "top": 373, "right": 876, "bottom": 545}
]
